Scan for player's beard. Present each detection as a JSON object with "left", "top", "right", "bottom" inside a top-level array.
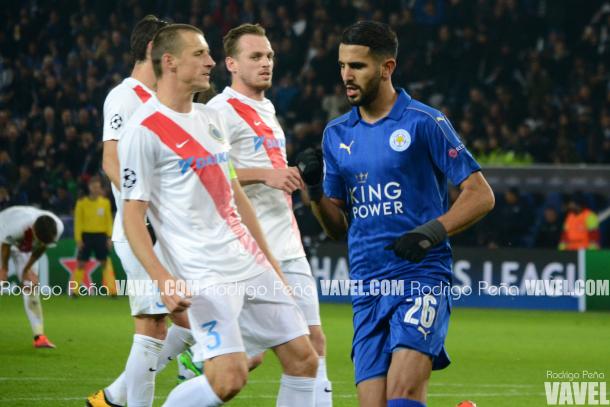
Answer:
[
  {"left": 347, "top": 74, "right": 382, "bottom": 107},
  {"left": 242, "top": 72, "right": 272, "bottom": 93}
]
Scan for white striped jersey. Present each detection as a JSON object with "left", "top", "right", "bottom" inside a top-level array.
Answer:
[
  {"left": 119, "top": 97, "right": 271, "bottom": 285},
  {"left": 207, "top": 87, "right": 306, "bottom": 265}
]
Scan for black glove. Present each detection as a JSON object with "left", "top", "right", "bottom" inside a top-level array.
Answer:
[
  {"left": 385, "top": 219, "right": 447, "bottom": 263},
  {"left": 296, "top": 148, "right": 324, "bottom": 201},
  {"left": 296, "top": 148, "right": 323, "bottom": 186}
]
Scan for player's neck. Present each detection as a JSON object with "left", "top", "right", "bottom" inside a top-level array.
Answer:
[
  {"left": 231, "top": 82, "right": 265, "bottom": 101},
  {"left": 130, "top": 61, "right": 156, "bottom": 91},
  {"left": 359, "top": 84, "right": 397, "bottom": 124},
  {"left": 156, "top": 80, "right": 193, "bottom": 113}
]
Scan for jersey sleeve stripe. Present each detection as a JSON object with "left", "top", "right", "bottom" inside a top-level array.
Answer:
[
  {"left": 140, "top": 111, "right": 269, "bottom": 267},
  {"left": 133, "top": 85, "right": 152, "bottom": 103}
]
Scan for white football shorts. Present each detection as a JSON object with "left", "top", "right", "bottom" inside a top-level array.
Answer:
[
  {"left": 189, "top": 269, "right": 309, "bottom": 362},
  {"left": 114, "top": 241, "right": 168, "bottom": 316},
  {"left": 281, "top": 257, "right": 321, "bottom": 326}
]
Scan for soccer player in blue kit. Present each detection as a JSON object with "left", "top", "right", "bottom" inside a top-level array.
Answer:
[{"left": 297, "top": 21, "right": 495, "bottom": 407}]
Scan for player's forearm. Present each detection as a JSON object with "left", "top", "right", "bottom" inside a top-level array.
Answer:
[
  {"left": 24, "top": 246, "right": 46, "bottom": 271},
  {"left": 103, "top": 141, "right": 121, "bottom": 190},
  {"left": 123, "top": 201, "right": 169, "bottom": 282},
  {"left": 234, "top": 168, "right": 270, "bottom": 186},
  {"left": 311, "top": 197, "right": 348, "bottom": 241},
  {"left": 438, "top": 172, "right": 494, "bottom": 236},
  {"left": 1, "top": 243, "right": 10, "bottom": 269}
]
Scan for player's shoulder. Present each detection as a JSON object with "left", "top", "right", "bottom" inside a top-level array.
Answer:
[
  {"left": 206, "top": 91, "right": 230, "bottom": 110},
  {"left": 323, "top": 111, "right": 352, "bottom": 136},
  {"left": 126, "top": 99, "right": 158, "bottom": 128},
  {"left": 194, "top": 102, "right": 224, "bottom": 122},
  {"left": 104, "top": 80, "right": 140, "bottom": 106},
  {"left": 405, "top": 99, "right": 446, "bottom": 125}
]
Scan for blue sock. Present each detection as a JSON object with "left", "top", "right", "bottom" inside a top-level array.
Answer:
[{"left": 387, "top": 399, "right": 426, "bottom": 407}]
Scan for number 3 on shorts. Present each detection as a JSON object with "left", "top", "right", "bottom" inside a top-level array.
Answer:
[
  {"left": 202, "top": 320, "right": 221, "bottom": 350},
  {"left": 404, "top": 294, "right": 437, "bottom": 329}
]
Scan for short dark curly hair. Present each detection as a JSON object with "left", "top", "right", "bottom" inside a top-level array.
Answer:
[
  {"left": 341, "top": 21, "right": 398, "bottom": 59},
  {"left": 33, "top": 215, "right": 58, "bottom": 245}
]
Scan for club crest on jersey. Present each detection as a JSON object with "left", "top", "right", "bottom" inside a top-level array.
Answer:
[
  {"left": 209, "top": 124, "right": 224, "bottom": 142},
  {"left": 389, "top": 129, "right": 411, "bottom": 152}
]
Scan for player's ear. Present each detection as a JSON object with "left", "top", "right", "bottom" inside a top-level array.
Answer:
[
  {"left": 225, "top": 56, "right": 237, "bottom": 74},
  {"left": 164, "top": 52, "right": 177, "bottom": 73},
  {"left": 381, "top": 58, "right": 396, "bottom": 80}
]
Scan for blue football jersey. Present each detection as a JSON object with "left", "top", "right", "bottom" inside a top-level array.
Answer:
[{"left": 323, "top": 89, "right": 481, "bottom": 295}]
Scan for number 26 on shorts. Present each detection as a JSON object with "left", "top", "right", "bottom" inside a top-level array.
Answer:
[{"left": 404, "top": 294, "right": 437, "bottom": 329}]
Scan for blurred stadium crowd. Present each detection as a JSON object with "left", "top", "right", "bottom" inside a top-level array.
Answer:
[{"left": 0, "top": 0, "right": 609, "bottom": 247}]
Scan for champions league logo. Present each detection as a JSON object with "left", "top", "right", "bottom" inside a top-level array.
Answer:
[{"left": 110, "top": 114, "right": 123, "bottom": 130}]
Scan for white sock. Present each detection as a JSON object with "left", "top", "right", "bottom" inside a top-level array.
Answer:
[
  {"left": 157, "top": 324, "right": 194, "bottom": 372},
  {"left": 277, "top": 374, "right": 316, "bottom": 407},
  {"left": 125, "top": 334, "right": 164, "bottom": 407},
  {"left": 22, "top": 290, "right": 43, "bottom": 336},
  {"left": 104, "top": 371, "right": 127, "bottom": 406},
  {"left": 103, "top": 325, "right": 194, "bottom": 405},
  {"left": 315, "top": 357, "right": 332, "bottom": 407},
  {"left": 163, "top": 375, "right": 222, "bottom": 407}
]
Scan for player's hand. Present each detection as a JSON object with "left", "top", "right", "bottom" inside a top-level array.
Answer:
[
  {"left": 106, "top": 238, "right": 113, "bottom": 250},
  {"left": 264, "top": 167, "right": 305, "bottom": 194},
  {"left": 77, "top": 240, "right": 84, "bottom": 250},
  {"left": 158, "top": 275, "right": 191, "bottom": 313},
  {"left": 22, "top": 268, "right": 39, "bottom": 286},
  {"left": 295, "top": 148, "right": 323, "bottom": 186},
  {"left": 385, "top": 219, "right": 447, "bottom": 263},
  {"left": 384, "top": 232, "right": 433, "bottom": 263},
  {"left": 0, "top": 267, "right": 8, "bottom": 282}
]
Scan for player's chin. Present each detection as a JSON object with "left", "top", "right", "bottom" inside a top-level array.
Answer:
[
  {"left": 193, "top": 82, "right": 210, "bottom": 93},
  {"left": 347, "top": 95, "right": 362, "bottom": 106},
  {"left": 256, "top": 79, "right": 272, "bottom": 90}
]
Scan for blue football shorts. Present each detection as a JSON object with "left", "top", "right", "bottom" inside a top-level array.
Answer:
[{"left": 351, "top": 283, "right": 452, "bottom": 384}]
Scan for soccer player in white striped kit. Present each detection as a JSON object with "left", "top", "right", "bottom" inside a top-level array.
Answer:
[
  {"left": 87, "top": 16, "right": 197, "bottom": 407},
  {"left": 120, "top": 24, "right": 318, "bottom": 406},
  {"left": 207, "top": 23, "right": 332, "bottom": 406}
]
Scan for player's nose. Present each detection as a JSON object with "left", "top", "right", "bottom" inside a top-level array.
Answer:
[{"left": 205, "top": 54, "right": 216, "bottom": 68}]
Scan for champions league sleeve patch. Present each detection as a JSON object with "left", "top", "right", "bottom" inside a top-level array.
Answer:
[
  {"left": 123, "top": 168, "right": 137, "bottom": 189},
  {"left": 110, "top": 114, "right": 123, "bottom": 130}
]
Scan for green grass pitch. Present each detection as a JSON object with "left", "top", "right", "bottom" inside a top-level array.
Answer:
[{"left": 0, "top": 295, "right": 609, "bottom": 406}]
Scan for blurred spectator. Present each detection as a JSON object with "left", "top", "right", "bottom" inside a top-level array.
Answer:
[
  {"left": 559, "top": 193, "right": 600, "bottom": 250},
  {"left": 533, "top": 207, "right": 564, "bottom": 248},
  {"left": 49, "top": 184, "right": 74, "bottom": 216},
  {"left": 491, "top": 188, "right": 534, "bottom": 248}
]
